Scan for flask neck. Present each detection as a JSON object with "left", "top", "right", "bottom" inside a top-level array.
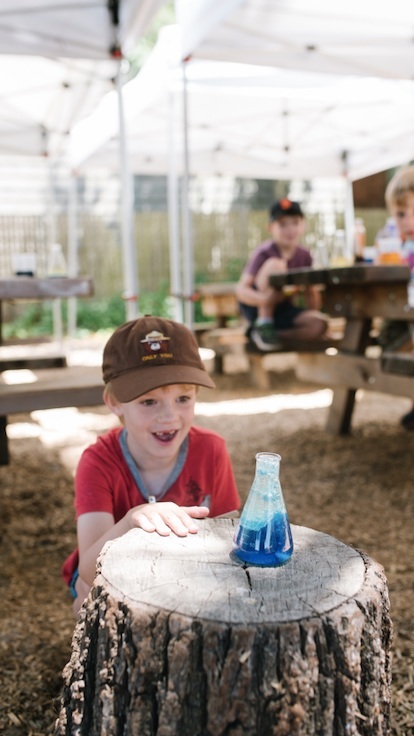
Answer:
[{"left": 255, "top": 452, "right": 281, "bottom": 474}]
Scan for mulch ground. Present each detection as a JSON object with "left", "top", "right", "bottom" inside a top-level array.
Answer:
[{"left": 1, "top": 359, "right": 413, "bottom": 735}]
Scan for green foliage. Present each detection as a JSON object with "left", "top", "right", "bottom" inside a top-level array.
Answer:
[
  {"left": 128, "top": 1, "right": 175, "bottom": 74},
  {"left": 3, "top": 303, "right": 54, "bottom": 339},
  {"left": 138, "top": 283, "right": 172, "bottom": 318},
  {"left": 75, "top": 294, "right": 126, "bottom": 331},
  {"left": 3, "top": 285, "right": 174, "bottom": 339}
]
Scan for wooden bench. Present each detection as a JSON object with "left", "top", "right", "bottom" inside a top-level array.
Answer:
[
  {"left": 202, "top": 323, "right": 344, "bottom": 390},
  {"left": 0, "top": 365, "right": 104, "bottom": 465},
  {"left": 381, "top": 350, "right": 414, "bottom": 376}
]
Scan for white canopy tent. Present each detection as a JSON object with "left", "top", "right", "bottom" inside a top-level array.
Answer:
[
  {"left": 69, "top": 50, "right": 414, "bottom": 182},
  {"left": 0, "top": 0, "right": 167, "bottom": 323},
  {"left": 0, "top": 0, "right": 165, "bottom": 59},
  {"left": 174, "top": 0, "right": 414, "bottom": 279},
  {"left": 176, "top": 0, "right": 414, "bottom": 80},
  {"left": 67, "top": 26, "right": 414, "bottom": 322}
]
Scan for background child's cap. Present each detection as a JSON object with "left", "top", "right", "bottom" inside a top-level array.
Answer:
[
  {"left": 102, "top": 316, "right": 215, "bottom": 402},
  {"left": 269, "top": 198, "right": 304, "bottom": 221}
]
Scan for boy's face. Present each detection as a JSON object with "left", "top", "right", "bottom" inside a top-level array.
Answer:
[
  {"left": 108, "top": 383, "right": 197, "bottom": 466},
  {"left": 268, "top": 215, "right": 305, "bottom": 249},
  {"left": 391, "top": 192, "right": 414, "bottom": 241}
]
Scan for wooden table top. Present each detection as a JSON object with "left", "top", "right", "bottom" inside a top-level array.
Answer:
[
  {"left": 269, "top": 263, "right": 411, "bottom": 288},
  {"left": 0, "top": 276, "right": 94, "bottom": 300}
]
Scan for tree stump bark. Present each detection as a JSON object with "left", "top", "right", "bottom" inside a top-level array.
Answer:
[{"left": 55, "top": 520, "right": 392, "bottom": 736}]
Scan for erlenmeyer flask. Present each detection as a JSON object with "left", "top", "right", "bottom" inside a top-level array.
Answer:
[{"left": 231, "top": 452, "right": 293, "bottom": 567}]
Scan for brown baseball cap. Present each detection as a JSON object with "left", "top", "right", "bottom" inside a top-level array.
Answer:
[{"left": 102, "top": 316, "right": 215, "bottom": 402}]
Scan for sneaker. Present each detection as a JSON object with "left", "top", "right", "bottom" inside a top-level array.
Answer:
[
  {"left": 250, "top": 322, "right": 282, "bottom": 351},
  {"left": 401, "top": 409, "right": 414, "bottom": 431}
]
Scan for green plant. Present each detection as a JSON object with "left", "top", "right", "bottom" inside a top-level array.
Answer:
[{"left": 2, "top": 286, "right": 175, "bottom": 339}]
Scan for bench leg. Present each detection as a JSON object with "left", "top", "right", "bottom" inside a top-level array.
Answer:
[
  {"left": 247, "top": 354, "right": 270, "bottom": 391},
  {"left": 0, "top": 415, "right": 9, "bottom": 466},
  {"left": 326, "top": 388, "right": 357, "bottom": 436},
  {"left": 214, "top": 353, "right": 224, "bottom": 374}
]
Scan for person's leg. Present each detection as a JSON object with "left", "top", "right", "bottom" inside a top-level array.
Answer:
[
  {"left": 279, "top": 309, "right": 329, "bottom": 341},
  {"left": 254, "top": 258, "right": 285, "bottom": 319},
  {"left": 248, "top": 259, "right": 285, "bottom": 349}
]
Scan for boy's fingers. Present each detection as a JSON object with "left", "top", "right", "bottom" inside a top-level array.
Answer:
[
  {"left": 133, "top": 510, "right": 170, "bottom": 536},
  {"left": 132, "top": 503, "right": 210, "bottom": 537},
  {"left": 181, "top": 505, "right": 210, "bottom": 518}
]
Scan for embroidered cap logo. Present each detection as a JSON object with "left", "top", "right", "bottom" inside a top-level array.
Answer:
[{"left": 140, "top": 330, "right": 170, "bottom": 357}]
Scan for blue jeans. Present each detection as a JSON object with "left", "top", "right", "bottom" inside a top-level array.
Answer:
[{"left": 239, "top": 299, "right": 304, "bottom": 332}]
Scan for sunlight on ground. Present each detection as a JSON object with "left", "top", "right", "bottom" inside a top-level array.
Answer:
[
  {"left": 7, "top": 407, "right": 117, "bottom": 445},
  {"left": 1, "top": 369, "right": 37, "bottom": 384},
  {"left": 195, "top": 389, "right": 333, "bottom": 416},
  {"left": 7, "top": 389, "right": 333, "bottom": 444}
]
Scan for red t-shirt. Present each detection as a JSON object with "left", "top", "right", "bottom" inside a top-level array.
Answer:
[{"left": 62, "top": 426, "right": 240, "bottom": 584}]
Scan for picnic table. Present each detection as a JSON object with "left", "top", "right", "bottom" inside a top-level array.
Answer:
[
  {"left": 0, "top": 276, "right": 94, "bottom": 350},
  {"left": 0, "top": 276, "right": 96, "bottom": 465},
  {"left": 269, "top": 264, "right": 414, "bottom": 434}
]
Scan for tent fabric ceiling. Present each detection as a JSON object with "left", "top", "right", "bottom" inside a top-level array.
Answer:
[
  {"left": 68, "top": 28, "right": 414, "bottom": 182},
  {"left": 0, "top": 56, "right": 117, "bottom": 159},
  {"left": 0, "top": 0, "right": 165, "bottom": 60},
  {"left": 0, "top": 1, "right": 165, "bottom": 160},
  {"left": 176, "top": 0, "right": 414, "bottom": 80}
]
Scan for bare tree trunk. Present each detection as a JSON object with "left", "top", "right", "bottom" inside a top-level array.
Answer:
[{"left": 55, "top": 521, "right": 392, "bottom": 736}]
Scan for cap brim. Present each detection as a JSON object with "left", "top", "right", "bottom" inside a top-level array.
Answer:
[{"left": 109, "top": 364, "right": 215, "bottom": 403}]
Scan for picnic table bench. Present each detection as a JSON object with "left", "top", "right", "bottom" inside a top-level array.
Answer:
[
  {"left": 0, "top": 275, "right": 98, "bottom": 464},
  {"left": 0, "top": 365, "right": 104, "bottom": 465},
  {"left": 197, "top": 282, "right": 343, "bottom": 389},
  {"left": 270, "top": 264, "right": 414, "bottom": 434}
]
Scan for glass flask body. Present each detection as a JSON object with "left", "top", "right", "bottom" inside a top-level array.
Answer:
[{"left": 231, "top": 452, "right": 293, "bottom": 567}]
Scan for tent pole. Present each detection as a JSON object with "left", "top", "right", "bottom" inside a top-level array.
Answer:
[
  {"left": 342, "top": 151, "right": 355, "bottom": 263},
  {"left": 116, "top": 60, "right": 139, "bottom": 321},
  {"left": 46, "top": 160, "right": 63, "bottom": 346},
  {"left": 167, "top": 88, "right": 183, "bottom": 323},
  {"left": 181, "top": 57, "right": 194, "bottom": 328},
  {"left": 67, "top": 169, "right": 78, "bottom": 336}
]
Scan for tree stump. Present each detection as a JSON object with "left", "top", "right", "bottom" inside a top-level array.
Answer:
[{"left": 55, "top": 520, "right": 392, "bottom": 736}]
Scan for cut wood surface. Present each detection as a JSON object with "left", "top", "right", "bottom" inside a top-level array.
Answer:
[{"left": 55, "top": 520, "right": 392, "bottom": 736}]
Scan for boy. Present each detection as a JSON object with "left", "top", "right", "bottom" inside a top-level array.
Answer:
[
  {"left": 62, "top": 316, "right": 241, "bottom": 615},
  {"left": 236, "top": 198, "right": 328, "bottom": 351},
  {"left": 384, "top": 165, "right": 414, "bottom": 430}
]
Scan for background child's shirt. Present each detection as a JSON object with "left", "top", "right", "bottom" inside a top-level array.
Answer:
[{"left": 245, "top": 239, "right": 312, "bottom": 277}]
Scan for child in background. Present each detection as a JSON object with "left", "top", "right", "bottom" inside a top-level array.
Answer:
[
  {"left": 62, "top": 316, "right": 241, "bottom": 615},
  {"left": 236, "top": 198, "right": 328, "bottom": 351},
  {"left": 384, "top": 165, "right": 414, "bottom": 430}
]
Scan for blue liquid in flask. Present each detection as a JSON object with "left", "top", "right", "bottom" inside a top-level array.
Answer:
[
  {"left": 232, "top": 512, "right": 293, "bottom": 566},
  {"left": 231, "top": 452, "right": 294, "bottom": 567}
]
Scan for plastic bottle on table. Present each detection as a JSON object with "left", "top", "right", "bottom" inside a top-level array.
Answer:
[
  {"left": 353, "top": 217, "right": 366, "bottom": 262},
  {"left": 47, "top": 243, "right": 67, "bottom": 277},
  {"left": 375, "top": 218, "right": 403, "bottom": 264}
]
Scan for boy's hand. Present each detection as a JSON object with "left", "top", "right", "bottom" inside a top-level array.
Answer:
[{"left": 130, "top": 502, "right": 210, "bottom": 537}]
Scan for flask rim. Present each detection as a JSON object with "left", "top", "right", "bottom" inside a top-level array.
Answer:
[{"left": 255, "top": 452, "right": 281, "bottom": 461}]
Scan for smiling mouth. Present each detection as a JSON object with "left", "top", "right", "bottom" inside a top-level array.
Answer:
[{"left": 153, "top": 430, "right": 178, "bottom": 443}]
